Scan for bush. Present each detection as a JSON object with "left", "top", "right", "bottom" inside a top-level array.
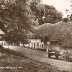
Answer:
[{"left": 63, "top": 18, "right": 69, "bottom": 22}]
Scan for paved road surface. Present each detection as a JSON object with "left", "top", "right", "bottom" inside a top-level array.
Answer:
[{"left": 7, "top": 46, "right": 72, "bottom": 72}]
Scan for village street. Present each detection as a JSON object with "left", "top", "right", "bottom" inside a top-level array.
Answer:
[{"left": 6, "top": 46, "right": 72, "bottom": 72}]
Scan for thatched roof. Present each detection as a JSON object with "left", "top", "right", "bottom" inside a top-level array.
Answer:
[{"left": 35, "top": 21, "right": 72, "bottom": 47}]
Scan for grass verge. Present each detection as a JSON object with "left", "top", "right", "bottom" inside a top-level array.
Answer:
[{"left": 0, "top": 47, "right": 67, "bottom": 72}]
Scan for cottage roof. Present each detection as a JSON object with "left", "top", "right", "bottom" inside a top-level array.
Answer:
[{"left": 35, "top": 21, "right": 72, "bottom": 47}]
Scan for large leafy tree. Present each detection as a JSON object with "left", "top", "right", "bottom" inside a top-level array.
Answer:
[{"left": 0, "top": 0, "right": 35, "bottom": 43}]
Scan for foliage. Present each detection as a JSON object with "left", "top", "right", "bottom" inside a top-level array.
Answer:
[
  {"left": 63, "top": 18, "right": 69, "bottom": 22},
  {"left": 0, "top": 0, "right": 63, "bottom": 43},
  {"left": 30, "top": 0, "right": 45, "bottom": 25},
  {"left": 0, "top": 0, "right": 35, "bottom": 43},
  {"left": 30, "top": 1, "right": 63, "bottom": 25},
  {"left": 43, "top": 5, "right": 62, "bottom": 24}
]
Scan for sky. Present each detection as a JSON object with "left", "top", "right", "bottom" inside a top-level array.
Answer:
[{"left": 41, "top": 0, "right": 71, "bottom": 18}]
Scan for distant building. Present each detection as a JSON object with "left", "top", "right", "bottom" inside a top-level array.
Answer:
[{"left": 28, "top": 39, "right": 44, "bottom": 49}]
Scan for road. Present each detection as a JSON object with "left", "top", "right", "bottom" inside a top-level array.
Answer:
[{"left": 7, "top": 46, "right": 72, "bottom": 72}]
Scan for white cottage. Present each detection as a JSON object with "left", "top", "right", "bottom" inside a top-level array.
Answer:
[{"left": 29, "top": 39, "right": 44, "bottom": 49}]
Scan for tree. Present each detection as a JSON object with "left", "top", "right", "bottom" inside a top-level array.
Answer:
[
  {"left": 30, "top": 0, "right": 45, "bottom": 25},
  {"left": 0, "top": 0, "right": 35, "bottom": 43},
  {"left": 30, "top": 1, "right": 63, "bottom": 25},
  {"left": 0, "top": 0, "right": 63, "bottom": 44},
  {"left": 43, "top": 5, "right": 62, "bottom": 24}
]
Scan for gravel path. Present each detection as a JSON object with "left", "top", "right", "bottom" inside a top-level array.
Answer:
[{"left": 8, "top": 46, "right": 72, "bottom": 72}]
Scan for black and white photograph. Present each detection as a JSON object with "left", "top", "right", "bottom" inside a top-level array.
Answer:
[{"left": 0, "top": 0, "right": 72, "bottom": 72}]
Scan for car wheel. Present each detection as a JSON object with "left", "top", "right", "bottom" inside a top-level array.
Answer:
[
  {"left": 56, "top": 55, "right": 59, "bottom": 59},
  {"left": 48, "top": 53, "right": 51, "bottom": 58}
]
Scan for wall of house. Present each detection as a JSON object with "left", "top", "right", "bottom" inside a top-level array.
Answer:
[
  {"left": 0, "top": 41, "right": 4, "bottom": 45},
  {"left": 29, "top": 39, "right": 44, "bottom": 49}
]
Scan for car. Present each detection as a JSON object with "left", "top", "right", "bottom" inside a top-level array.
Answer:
[
  {"left": 48, "top": 48, "right": 72, "bottom": 62},
  {"left": 48, "top": 49, "right": 61, "bottom": 59}
]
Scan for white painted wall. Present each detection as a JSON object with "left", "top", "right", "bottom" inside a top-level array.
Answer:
[
  {"left": 29, "top": 39, "right": 44, "bottom": 49},
  {"left": 0, "top": 41, "right": 4, "bottom": 45}
]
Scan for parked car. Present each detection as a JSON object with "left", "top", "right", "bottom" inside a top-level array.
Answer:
[
  {"left": 48, "top": 49, "right": 61, "bottom": 59},
  {"left": 48, "top": 48, "right": 72, "bottom": 62}
]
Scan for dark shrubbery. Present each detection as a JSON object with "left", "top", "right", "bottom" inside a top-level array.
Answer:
[{"left": 63, "top": 18, "right": 69, "bottom": 22}]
